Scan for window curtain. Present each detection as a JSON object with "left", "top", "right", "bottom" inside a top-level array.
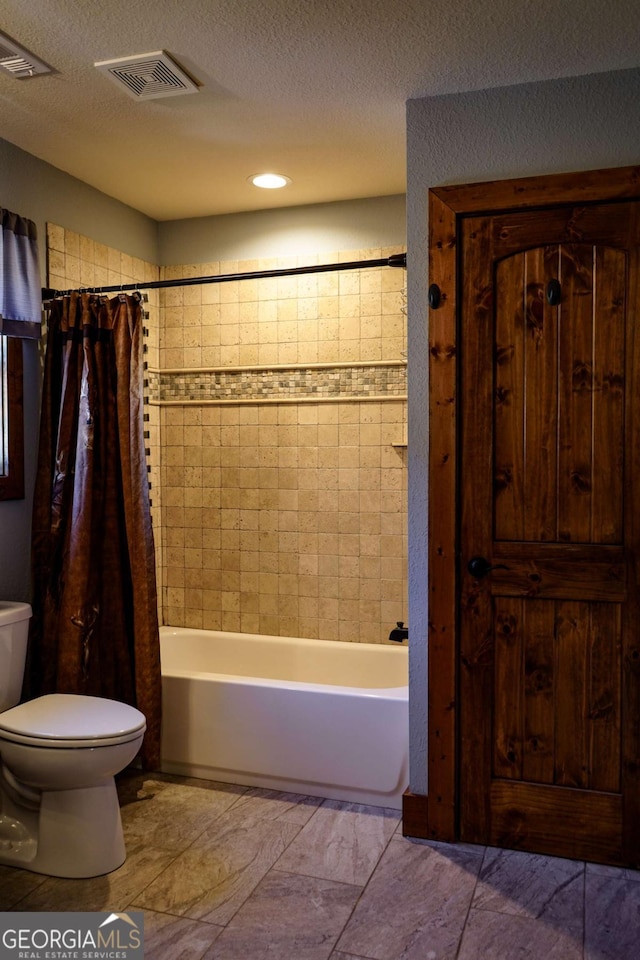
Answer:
[
  {"left": 0, "top": 208, "right": 41, "bottom": 339},
  {"left": 26, "top": 291, "right": 161, "bottom": 768}
]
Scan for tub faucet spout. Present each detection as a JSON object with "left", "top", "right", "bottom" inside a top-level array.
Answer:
[{"left": 389, "top": 621, "right": 408, "bottom": 642}]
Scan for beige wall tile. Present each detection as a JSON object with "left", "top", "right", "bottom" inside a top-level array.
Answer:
[{"left": 49, "top": 232, "right": 409, "bottom": 642}]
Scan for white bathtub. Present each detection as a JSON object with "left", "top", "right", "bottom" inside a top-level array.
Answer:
[{"left": 159, "top": 627, "right": 408, "bottom": 808}]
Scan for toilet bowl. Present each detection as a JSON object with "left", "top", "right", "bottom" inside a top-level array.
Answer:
[{"left": 0, "top": 601, "right": 147, "bottom": 878}]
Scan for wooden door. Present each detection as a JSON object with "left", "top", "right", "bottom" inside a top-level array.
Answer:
[{"left": 459, "top": 201, "right": 640, "bottom": 865}]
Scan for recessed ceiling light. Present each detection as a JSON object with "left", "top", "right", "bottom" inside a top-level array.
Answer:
[{"left": 249, "top": 173, "right": 291, "bottom": 189}]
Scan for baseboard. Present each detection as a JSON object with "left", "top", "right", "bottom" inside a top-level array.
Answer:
[
  {"left": 401, "top": 788, "right": 431, "bottom": 838},
  {"left": 402, "top": 788, "right": 460, "bottom": 842}
]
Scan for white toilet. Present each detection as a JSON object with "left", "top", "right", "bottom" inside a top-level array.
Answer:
[{"left": 0, "top": 600, "right": 146, "bottom": 878}]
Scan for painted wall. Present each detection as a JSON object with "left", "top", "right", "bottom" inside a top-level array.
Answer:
[
  {"left": 0, "top": 139, "right": 159, "bottom": 267},
  {"left": 406, "top": 66, "right": 640, "bottom": 794},
  {"left": 158, "top": 195, "right": 406, "bottom": 264},
  {"left": 0, "top": 137, "right": 158, "bottom": 603}
]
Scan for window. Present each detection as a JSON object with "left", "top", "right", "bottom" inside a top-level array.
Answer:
[{"left": 0, "top": 335, "right": 24, "bottom": 500}]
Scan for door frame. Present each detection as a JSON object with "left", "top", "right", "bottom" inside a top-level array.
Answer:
[{"left": 402, "top": 164, "right": 640, "bottom": 842}]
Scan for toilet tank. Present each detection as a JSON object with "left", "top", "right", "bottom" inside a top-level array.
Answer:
[{"left": 0, "top": 601, "right": 32, "bottom": 712}]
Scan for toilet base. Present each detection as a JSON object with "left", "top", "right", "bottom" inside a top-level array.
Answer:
[{"left": 0, "top": 777, "right": 126, "bottom": 878}]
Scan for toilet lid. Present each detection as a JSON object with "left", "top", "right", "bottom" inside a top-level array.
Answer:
[
  {"left": 0, "top": 694, "right": 146, "bottom": 747},
  {"left": 0, "top": 601, "right": 32, "bottom": 625}
]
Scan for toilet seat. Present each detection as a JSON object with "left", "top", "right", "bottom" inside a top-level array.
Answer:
[{"left": 0, "top": 694, "right": 146, "bottom": 749}]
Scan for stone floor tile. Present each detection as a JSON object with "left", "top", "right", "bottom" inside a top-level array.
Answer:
[
  {"left": 275, "top": 800, "right": 399, "bottom": 886},
  {"left": 458, "top": 907, "right": 583, "bottom": 960},
  {"left": 329, "top": 954, "right": 373, "bottom": 960},
  {"left": 14, "top": 841, "right": 178, "bottom": 912},
  {"left": 203, "top": 869, "right": 361, "bottom": 960},
  {"left": 226, "top": 787, "right": 322, "bottom": 824},
  {"left": 472, "top": 846, "right": 584, "bottom": 936},
  {"left": 8, "top": 771, "right": 636, "bottom": 960},
  {"left": 586, "top": 861, "right": 640, "bottom": 882},
  {"left": 118, "top": 773, "right": 247, "bottom": 852},
  {"left": 336, "top": 836, "right": 484, "bottom": 960},
  {"left": 133, "top": 810, "right": 301, "bottom": 925},
  {"left": 585, "top": 870, "right": 640, "bottom": 960},
  {"left": 0, "top": 865, "right": 47, "bottom": 910},
  {"left": 142, "top": 909, "right": 224, "bottom": 960}
]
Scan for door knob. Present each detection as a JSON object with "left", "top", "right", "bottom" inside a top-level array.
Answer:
[{"left": 467, "top": 556, "right": 508, "bottom": 579}]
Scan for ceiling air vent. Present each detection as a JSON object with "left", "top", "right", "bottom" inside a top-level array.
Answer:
[
  {"left": 94, "top": 50, "right": 199, "bottom": 101},
  {"left": 0, "top": 30, "right": 52, "bottom": 78}
]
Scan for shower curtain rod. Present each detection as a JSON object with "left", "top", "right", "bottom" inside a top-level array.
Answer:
[{"left": 42, "top": 252, "right": 406, "bottom": 301}]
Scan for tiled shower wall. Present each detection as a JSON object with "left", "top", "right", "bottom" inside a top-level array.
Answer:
[
  {"left": 155, "top": 250, "right": 407, "bottom": 643},
  {"left": 46, "top": 228, "right": 407, "bottom": 643},
  {"left": 159, "top": 399, "right": 406, "bottom": 642}
]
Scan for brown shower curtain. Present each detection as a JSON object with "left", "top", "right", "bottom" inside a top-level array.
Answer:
[{"left": 27, "top": 291, "right": 161, "bottom": 769}]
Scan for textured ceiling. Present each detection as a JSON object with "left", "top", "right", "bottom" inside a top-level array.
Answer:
[{"left": 2, "top": 0, "right": 640, "bottom": 220}]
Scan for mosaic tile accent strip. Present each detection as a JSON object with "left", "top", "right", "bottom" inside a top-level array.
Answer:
[{"left": 148, "top": 364, "right": 407, "bottom": 403}]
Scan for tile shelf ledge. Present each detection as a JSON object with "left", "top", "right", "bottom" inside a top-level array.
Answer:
[
  {"left": 392, "top": 427, "right": 408, "bottom": 448},
  {"left": 146, "top": 359, "right": 407, "bottom": 375},
  {"left": 148, "top": 394, "right": 408, "bottom": 407}
]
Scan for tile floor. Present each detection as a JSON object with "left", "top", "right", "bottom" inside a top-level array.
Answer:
[{"left": 2, "top": 771, "right": 639, "bottom": 959}]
